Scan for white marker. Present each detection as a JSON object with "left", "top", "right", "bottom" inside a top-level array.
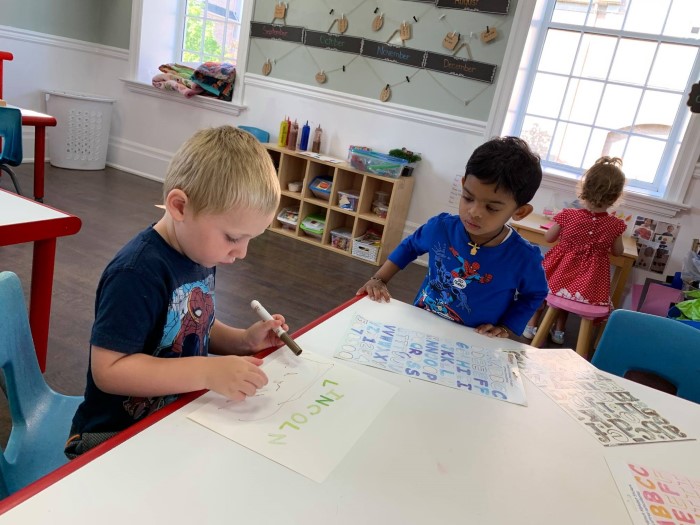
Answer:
[{"left": 250, "top": 300, "right": 303, "bottom": 356}]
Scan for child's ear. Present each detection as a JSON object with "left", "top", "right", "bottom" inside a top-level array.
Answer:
[
  {"left": 511, "top": 203, "right": 533, "bottom": 221},
  {"left": 164, "top": 189, "right": 189, "bottom": 221}
]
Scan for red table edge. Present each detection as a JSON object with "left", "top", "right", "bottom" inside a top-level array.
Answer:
[{"left": 0, "top": 294, "right": 365, "bottom": 514}]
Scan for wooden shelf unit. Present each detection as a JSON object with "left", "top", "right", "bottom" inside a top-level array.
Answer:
[{"left": 264, "top": 144, "right": 415, "bottom": 266}]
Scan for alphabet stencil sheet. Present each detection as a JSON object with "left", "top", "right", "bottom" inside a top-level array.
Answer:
[{"left": 334, "top": 314, "right": 527, "bottom": 406}]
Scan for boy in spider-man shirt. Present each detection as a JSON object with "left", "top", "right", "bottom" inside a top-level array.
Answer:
[
  {"left": 66, "top": 127, "right": 287, "bottom": 458},
  {"left": 357, "top": 136, "right": 548, "bottom": 339}
]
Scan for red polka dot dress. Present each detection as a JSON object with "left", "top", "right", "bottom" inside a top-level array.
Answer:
[{"left": 543, "top": 208, "right": 627, "bottom": 307}]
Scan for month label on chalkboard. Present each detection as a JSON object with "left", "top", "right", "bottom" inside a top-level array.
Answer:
[
  {"left": 250, "top": 22, "right": 304, "bottom": 43},
  {"left": 304, "top": 30, "right": 363, "bottom": 54}
]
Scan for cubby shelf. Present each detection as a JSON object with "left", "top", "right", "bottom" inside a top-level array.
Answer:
[{"left": 265, "top": 143, "right": 415, "bottom": 266}]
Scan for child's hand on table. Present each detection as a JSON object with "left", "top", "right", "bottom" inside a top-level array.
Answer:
[
  {"left": 205, "top": 356, "right": 268, "bottom": 401},
  {"left": 474, "top": 324, "right": 512, "bottom": 338},
  {"left": 357, "top": 277, "right": 391, "bottom": 302}
]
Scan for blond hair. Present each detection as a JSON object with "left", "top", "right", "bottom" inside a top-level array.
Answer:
[
  {"left": 164, "top": 126, "right": 280, "bottom": 215},
  {"left": 578, "top": 156, "right": 625, "bottom": 209}
]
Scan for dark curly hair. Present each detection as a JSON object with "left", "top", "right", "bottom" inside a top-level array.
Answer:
[
  {"left": 465, "top": 136, "right": 542, "bottom": 206},
  {"left": 578, "top": 156, "right": 625, "bottom": 209}
]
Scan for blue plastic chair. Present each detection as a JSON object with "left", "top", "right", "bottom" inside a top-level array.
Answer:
[
  {"left": 0, "top": 271, "right": 83, "bottom": 498},
  {"left": 0, "top": 106, "right": 23, "bottom": 195},
  {"left": 238, "top": 125, "right": 270, "bottom": 143},
  {"left": 591, "top": 309, "right": 700, "bottom": 404}
]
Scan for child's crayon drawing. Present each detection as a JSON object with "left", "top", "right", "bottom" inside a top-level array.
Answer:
[
  {"left": 520, "top": 348, "right": 693, "bottom": 446},
  {"left": 334, "top": 314, "right": 528, "bottom": 406},
  {"left": 607, "top": 459, "right": 700, "bottom": 525},
  {"left": 187, "top": 348, "right": 397, "bottom": 483}
]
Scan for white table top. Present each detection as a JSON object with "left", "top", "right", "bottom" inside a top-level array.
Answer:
[
  {"left": 1, "top": 297, "right": 698, "bottom": 524},
  {"left": 0, "top": 190, "right": 69, "bottom": 226}
]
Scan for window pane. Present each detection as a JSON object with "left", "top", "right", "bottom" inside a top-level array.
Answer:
[
  {"left": 186, "top": 0, "right": 206, "bottom": 15},
  {"left": 540, "top": 30, "right": 579, "bottom": 74},
  {"left": 648, "top": 43, "right": 698, "bottom": 91},
  {"left": 583, "top": 128, "right": 612, "bottom": 166},
  {"left": 572, "top": 33, "right": 616, "bottom": 80},
  {"left": 521, "top": 116, "right": 556, "bottom": 160},
  {"left": 585, "top": 1, "right": 625, "bottom": 31},
  {"left": 636, "top": 90, "right": 682, "bottom": 128},
  {"left": 203, "top": 19, "right": 225, "bottom": 58},
  {"left": 184, "top": 16, "right": 204, "bottom": 55},
  {"left": 623, "top": 136, "right": 667, "bottom": 183},
  {"left": 595, "top": 84, "right": 642, "bottom": 129},
  {"left": 527, "top": 73, "right": 568, "bottom": 118},
  {"left": 623, "top": 0, "right": 669, "bottom": 35},
  {"left": 561, "top": 78, "right": 604, "bottom": 124},
  {"left": 609, "top": 39, "right": 656, "bottom": 86},
  {"left": 549, "top": 122, "right": 591, "bottom": 167},
  {"left": 552, "top": 0, "right": 589, "bottom": 25},
  {"left": 664, "top": 0, "right": 700, "bottom": 38}
]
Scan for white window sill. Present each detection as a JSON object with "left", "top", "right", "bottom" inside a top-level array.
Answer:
[
  {"left": 539, "top": 168, "right": 691, "bottom": 218},
  {"left": 121, "top": 79, "right": 246, "bottom": 116}
]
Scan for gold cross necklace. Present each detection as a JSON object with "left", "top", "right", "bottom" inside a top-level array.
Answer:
[{"left": 467, "top": 225, "right": 505, "bottom": 256}]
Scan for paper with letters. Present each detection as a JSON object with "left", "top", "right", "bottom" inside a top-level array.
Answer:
[
  {"left": 333, "top": 314, "right": 527, "bottom": 406},
  {"left": 520, "top": 348, "right": 693, "bottom": 446},
  {"left": 606, "top": 459, "right": 700, "bottom": 524},
  {"left": 187, "top": 349, "right": 397, "bottom": 483}
]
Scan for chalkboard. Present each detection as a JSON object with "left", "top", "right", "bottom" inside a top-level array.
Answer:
[{"left": 247, "top": 0, "right": 518, "bottom": 121}]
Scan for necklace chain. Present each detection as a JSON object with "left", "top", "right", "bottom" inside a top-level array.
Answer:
[{"left": 467, "top": 225, "right": 505, "bottom": 256}]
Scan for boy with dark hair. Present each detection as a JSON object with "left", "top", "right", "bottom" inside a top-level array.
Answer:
[{"left": 357, "top": 136, "right": 547, "bottom": 338}]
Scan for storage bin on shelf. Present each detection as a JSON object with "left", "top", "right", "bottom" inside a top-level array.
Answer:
[
  {"left": 352, "top": 229, "right": 382, "bottom": 262},
  {"left": 277, "top": 206, "right": 299, "bottom": 230},
  {"left": 348, "top": 147, "right": 408, "bottom": 179},
  {"left": 309, "top": 176, "right": 333, "bottom": 200},
  {"left": 337, "top": 189, "right": 360, "bottom": 211},
  {"left": 300, "top": 213, "right": 326, "bottom": 240},
  {"left": 372, "top": 201, "right": 388, "bottom": 218},
  {"left": 330, "top": 227, "right": 353, "bottom": 252}
]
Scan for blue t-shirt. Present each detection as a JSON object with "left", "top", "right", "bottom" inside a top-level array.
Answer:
[
  {"left": 389, "top": 213, "right": 547, "bottom": 335},
  {"left": 72, "top": 226, "right": 216, "bottom": 434}
]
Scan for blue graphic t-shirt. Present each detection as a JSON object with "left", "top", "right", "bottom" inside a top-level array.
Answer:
[
  {"left": 72, "top": 226, "right": 216, "bottom": 434},
  {"left": 389, "top": 213, "right": 547, "bottom": 335}
]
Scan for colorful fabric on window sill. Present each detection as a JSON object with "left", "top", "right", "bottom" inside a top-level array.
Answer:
[{"left": 191, "top": 62, "right": 236, "bottom": 102}]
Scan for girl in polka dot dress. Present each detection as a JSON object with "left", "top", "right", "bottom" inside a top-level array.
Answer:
[{"left": 524, "top": 157, "right": 627, "bottom": 344}]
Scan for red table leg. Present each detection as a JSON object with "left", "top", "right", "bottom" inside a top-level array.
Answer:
[
  {"left": 33, "top": 126, "right": 47, "bottom": 202},
  {"left": 29, "top": 238, "right": 56, "bottom": 372}
]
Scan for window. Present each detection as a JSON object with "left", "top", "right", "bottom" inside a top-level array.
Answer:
[
  {"left": 180, "top": 0, "right": 244, "bottom": 65},
  {"left": 501, "top": 0, "right": 700, "bottom": 199}
]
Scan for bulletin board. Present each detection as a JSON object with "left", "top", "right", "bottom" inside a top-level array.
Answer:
[{"left": 246, "top": 0, "right": 518, "bottom": 121}]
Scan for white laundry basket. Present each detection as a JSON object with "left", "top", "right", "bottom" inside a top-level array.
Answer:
[{"left": 46, "top": 91, "right": 115, "bottom": 170}]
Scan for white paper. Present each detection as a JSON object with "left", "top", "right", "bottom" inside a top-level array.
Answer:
[{"left": 188, "top": 349, "right": 397, "bottom": 483}]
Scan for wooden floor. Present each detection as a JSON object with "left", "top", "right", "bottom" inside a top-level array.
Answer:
[{"left": 0, "top": 162, "right": 581, "bottom": 444}]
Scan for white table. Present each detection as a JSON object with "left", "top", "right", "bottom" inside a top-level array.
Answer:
[{"left": 0, "top": 297, "right": 698, "bottom": 524}]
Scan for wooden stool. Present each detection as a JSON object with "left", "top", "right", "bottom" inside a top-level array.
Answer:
[{"left": 531, "top": 294, "right": 610, "bottom": 359}]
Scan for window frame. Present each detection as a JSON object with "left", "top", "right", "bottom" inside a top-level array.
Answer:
[{"left": 487, "top": 0, "right": 700, "bottom": 216}]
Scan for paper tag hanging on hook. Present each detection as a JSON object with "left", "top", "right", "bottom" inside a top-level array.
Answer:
[
  {"left": 273, "top": 2, "right": 287, "bottom": 19},
  {"left": 481, "top": 26, "right": 498, "bottom": 43},
  {"left": 262, "top": 59, "right": 272, "bottom": 76},
  {"left": 400, "top": 21, "right": 412, "bottom": 42},
  {"left": 372, "top": 13, "right": 384, "bottom": 31},
  {"left": 315, "top": 71, "right": 327, "bottom": 84},
  {"left": 380, "top": 85, "right": 392, "bottom": 102},
  {"left": 442, "top": 32, "right": 459, "bottom": 50},
  {"left": 337, "top": 15, "right": 349, "bottom": 34}
]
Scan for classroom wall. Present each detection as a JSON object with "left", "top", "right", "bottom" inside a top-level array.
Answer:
[
  {"left": 0, "top": 0, "right": 131, "bottom": 49},
  {"left": 1, "top": 3, "right": 699, "bottom": 301}
]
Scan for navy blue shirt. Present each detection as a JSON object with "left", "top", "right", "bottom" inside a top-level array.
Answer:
[
  {"left": 389, "top": 213, "right": 547, "bottom": 335},
  {"left": 72, "top": 226, "right": 216, "bottom": 434}
]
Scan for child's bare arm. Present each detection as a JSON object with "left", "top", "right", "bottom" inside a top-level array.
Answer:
[
  {"left": 91, "top": 346, "right": 268, "bottom": 401},
  {"left": 543, "top": 223, "right": 561, "bottom": 243},
  {"left": 209, "top": 318, "right": 288, "bottom": 356},
  {"left": 611, "top": 235, "right": 624, "bottom": 256},
  {"left": 356, "top": 260, "right": 401, "bottom": 302}
]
